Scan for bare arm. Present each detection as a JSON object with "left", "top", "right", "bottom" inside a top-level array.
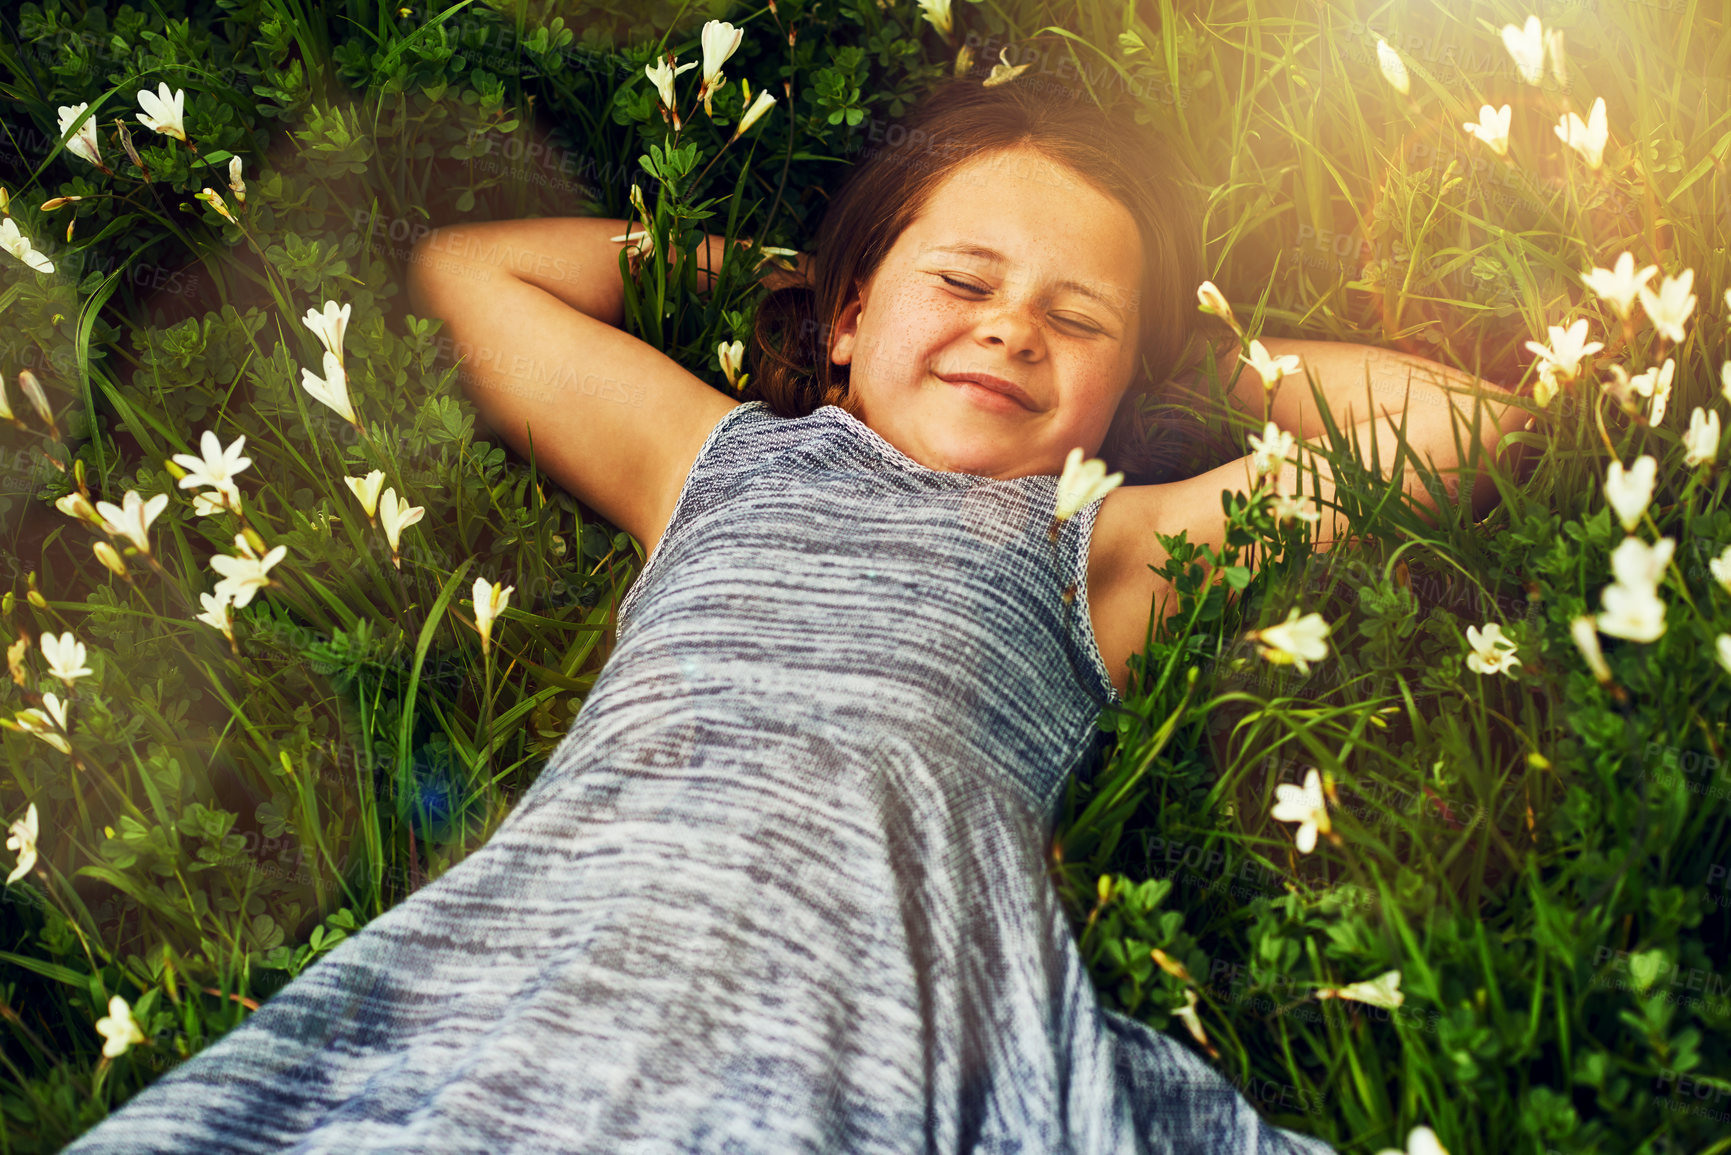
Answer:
[
  {"left": 403, "top": 218, "right": 767, "bottom": 550},
  {"left": 1177, "top": 335, "right": 1529, "bottom": 534},
  {"left": 1088, "top": 338, "right": 1531, "bottom": 692}
]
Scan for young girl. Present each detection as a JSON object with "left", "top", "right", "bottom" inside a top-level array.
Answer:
[{"left": 65, "top": 78, "right": 1521, "bottom": 1154}]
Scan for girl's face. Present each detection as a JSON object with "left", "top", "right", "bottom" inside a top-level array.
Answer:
[{"left": 828, "top": 143, "right": 1145, "bottom": 479}]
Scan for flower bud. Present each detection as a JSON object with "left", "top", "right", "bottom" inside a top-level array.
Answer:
[
  {"left": 242, "top": 527, "right": 269, "bottom": 557},
  {"left": 94, "top": 541, "right": 129, "bottom": 577},
  {"left": 115, "top": 120, "right": 146, "bottom": 172},
  {"left": 1569, "top": 615, "right": 1613, "bottom": 684},
  {"left": 227, "top": 155, "right": 246, "bottom": 206},
  {"left": 27, "top": 590, "right": 48, "bottom": 610},
  {"left": 40, "top": 196, "right": 84, "bottom": 211},
  {"left": 17, "top": 370, "right": 53, "bottom": 427}
]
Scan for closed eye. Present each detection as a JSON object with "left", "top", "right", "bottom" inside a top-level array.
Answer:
[
  {"left": 938, "top": 273, "right": 986, "bottom": 294},
  {"left": 936, "top": 274, "right": 1104, "bottom": 335}
]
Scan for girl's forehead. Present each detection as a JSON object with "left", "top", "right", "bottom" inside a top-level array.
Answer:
[{"left": 896, "top": 157, "right": 1143, "bottom": 303}]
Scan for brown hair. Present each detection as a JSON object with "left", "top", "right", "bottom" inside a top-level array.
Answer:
[{"left": 746, "top": 72, "right": 1242, "bottom": 483}]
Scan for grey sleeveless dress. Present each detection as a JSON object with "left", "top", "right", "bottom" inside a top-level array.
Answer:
[{"left": 62, "top": 401, "right": 1335, "bottom": 1154}]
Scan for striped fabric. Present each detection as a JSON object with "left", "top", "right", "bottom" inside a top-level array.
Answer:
[{"left": 62, "top": 400, "right": 1335, "bottom": 1154}]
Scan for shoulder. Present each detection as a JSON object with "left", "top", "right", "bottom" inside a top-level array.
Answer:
[{"left": 637, "top": 395, "right": 748, "bottom": 556}]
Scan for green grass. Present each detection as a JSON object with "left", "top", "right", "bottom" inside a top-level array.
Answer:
[{"left": 0, "top": 0, "right": 1727, "bottom": 1152}]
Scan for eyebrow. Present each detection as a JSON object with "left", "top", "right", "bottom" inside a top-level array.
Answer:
[{"left": 927, "top": 242, "right": 1134, "bottom": 319}]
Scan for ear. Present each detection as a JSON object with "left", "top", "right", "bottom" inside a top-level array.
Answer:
[{"left": 828, "top": 278, "right": 866, "bottom": 366}]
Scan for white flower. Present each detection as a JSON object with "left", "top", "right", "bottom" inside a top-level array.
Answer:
[
  {"left": 135, "top": 82, "right": 187, "bottom": 141},
  {"left": 40, "top": 632, "right": 93, "bottom": 689},
  {"left": 378, "top": 488, "right": 425, "bottom": 569},
  {"left": 1597, "top": 580, "right": 1667, "bottom": 643},
  {"left": 1683, "top": 407, "right": 1722, "bottom": 468},
  {"left": 1246, "top": 421, "right": 1296, "bottom": 479},
  {"left": 717, "top": 340, "right": 746, "bottom": 390},
  {"left": 1501, "top": 15, "right": 1548, "bottom": 85},
  {"left": 228, "top": 155, "right": 246, "bottom": 205},
  {"left": 1271, "top": 767, "right": 1330, "bottom": 854},
  {"left": 344, "top": 469, "right": 387, "bottom": 522},
  {"left": 1465, "top": 623, "right": 1521, "bottom": 677},
  {"left": 1268, "top": 481, "right": 1322, "bottom": 526},
  {"left": 193, "top": 490, "right": 239, "bottom": 517},
  {"left": 1196, "top": 281, "right": 1240, "bottom": 334},
  {"left": 982, "top": 47, "right": 1034, "bottom": 88},
  {"left": 209, "top": 534, "right": 287, "bottom": 609},
  {"left": 734, "top": 89, "right": 777, "bottom": 138},
  {"left": 1461, "top": 104, "right": 1512, "bottom": 156},
  {"left": 1709, "top": 544, "right": 1731, "bottom": 596},
  {"left": 699, "top": 20, "right": 743, "bottom": 88},
  {"left": 917, "top": 0, "right": 953, "bottom": 38},
  {"left": 1055, "top": 448, "right": 1124, "bottom": 522},
  {"left": 195, "top": 590, "right": 234, "bottom": 640},
  {"left": 1240, "top": 339, "right": 1303, "bottom": 392},
  {"left": 55, "top": 491, "right": 104, "bottom": 530},
  {"left": 1722, "top": 360, "right": 1731, "bottom": 406},
  {"left": 301, "top": 300, "right": 351, "bottom": 366},
  {"left": 1603, "top": 455, "right": 1657, "bottom": 532},
  {"left": 645, "top": 54, "right": 697, "bottom": 111},
  {"left": 1321, "top": 968, "right": 1404, "bottom": 1009},
  {"left": 0, "top": 217, "right": 55, "bottom": 274},
  {"left": 94, "top": 490, "right": 170, "bottom": 555},
  {"left": 1569, "top": 615, "right": 1613, "bottom": 683},
  {"left": 1375, "top": 38, "right": 1409, "bottom": 95},
  {"left": 1553, "top": 96, "right": 1609, "bottom": 170},
  {"left": 56, "top": 102, "right": 103, "bottom": 167},
  {"left": 1637, "top": 269, "right": 1696, "bottom": 344},
  {"left": 1524, "top": 318, "right": 1603, "bottom": 383},
  {"left": 95, "top": 995, "right": 147, "bottom": 1058},
  {"left": 169, "top": 430, "right": 250, "bottom": 508},
  {"left": 1582, "top": 252, "right": 1658, "bottom": 321},
  {"left": 473, "top": 576, "right": 515, "bottom": 657},
  {"left": 1717, "top": 634, "right": 1731, "bottom": 678},
  {"left": 1609, "top": 534, "right": 1674, "bottom": 591},
  {"left": 1626, "top": 357, "right": 1675, "bottom": 426},
  {"left": 301, "top": 349, "right": 361, "bottom": 430},
  {"left": 6, "top": 803, "right": 39, "bottom": 885},
  {"left": 1375, "top": 1124, "right": 1449, "bottom": 1155},
  {"left": 1247, "top": 607, "right": 1332, "bottom": 675},
  {"left": 11, "top": 693, "right": 71, "bottom": 755},
  {"left": 608, "top": 228, "right": 655, "bottom": 263}
]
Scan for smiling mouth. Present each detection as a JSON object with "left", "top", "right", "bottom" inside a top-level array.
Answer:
[{"left": 935, "top": 371, "right": 1038, "bottom": 411}]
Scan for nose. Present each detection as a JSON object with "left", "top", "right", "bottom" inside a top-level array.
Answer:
[{"left": 974, "top": 292, "right": 1046, "bottom": 360}]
